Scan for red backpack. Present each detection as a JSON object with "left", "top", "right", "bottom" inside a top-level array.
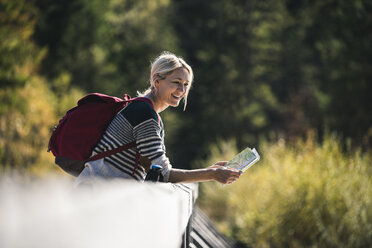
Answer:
[{"left": 48, "top": 93, "right": 153, "bottom": 176}]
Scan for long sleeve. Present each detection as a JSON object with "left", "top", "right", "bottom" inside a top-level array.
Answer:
[{"left": 92, "top": 100, "right": 172, "bottom": 181}]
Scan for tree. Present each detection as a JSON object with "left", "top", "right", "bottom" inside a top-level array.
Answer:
[
  {"left": 0, "top": 0, "right": 58, "bottom": 173},
  {"left": 33, "top": 0, "right": 178, "bottom": 97},
  {"left": 303, "top": 0, "right": 372, "bottom": 147},
  {"left": 169, "top": 0, "right": 282, "bottom": 168}
]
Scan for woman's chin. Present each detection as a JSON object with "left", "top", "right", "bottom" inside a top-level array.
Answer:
[{"left": 169, "top": 100, "right": 181, "bottom": 107}]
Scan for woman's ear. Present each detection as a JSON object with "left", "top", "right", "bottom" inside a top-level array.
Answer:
[{"left": 154, "top": 79, "right": 160, "bottom": 88}]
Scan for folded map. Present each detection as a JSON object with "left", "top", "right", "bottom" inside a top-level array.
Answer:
[{"left": 225, "top": 147, "right": 260, "bottom": 172}]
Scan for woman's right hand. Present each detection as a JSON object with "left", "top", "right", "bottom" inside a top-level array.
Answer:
[{"left": 209, "top": 162, "right": 242, "bottom": 184}]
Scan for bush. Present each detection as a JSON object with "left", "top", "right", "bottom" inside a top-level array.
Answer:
[{"left": 198, "top": 134, "right": 372, "bottom": 247}]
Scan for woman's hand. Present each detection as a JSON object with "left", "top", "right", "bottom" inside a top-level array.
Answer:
[{"left": 208, "top": 161, "right": 242, "bottom": 184}]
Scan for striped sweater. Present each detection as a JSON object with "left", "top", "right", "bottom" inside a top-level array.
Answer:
[{"left": 91, "top": 100, "right": 172, "bottom": 181}]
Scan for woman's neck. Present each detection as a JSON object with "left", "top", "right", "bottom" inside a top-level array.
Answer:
[{"left": 145, "top": 92, "right": 167, "bottom": 113}]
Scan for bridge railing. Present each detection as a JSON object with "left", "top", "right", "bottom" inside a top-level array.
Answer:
[{"left": 0, "top": 179, "right": 197, "bottom": 248}]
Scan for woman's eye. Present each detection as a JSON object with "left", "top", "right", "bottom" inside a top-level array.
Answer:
[{"left": 172, "top": 81, "right": 189, "bottom": 88}]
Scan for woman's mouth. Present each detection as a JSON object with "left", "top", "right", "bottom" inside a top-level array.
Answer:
[{"left": 171, "top": 94, "right": 182, "bottom": 100}]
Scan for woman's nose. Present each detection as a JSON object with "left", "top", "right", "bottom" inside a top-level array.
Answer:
[{"left": 177, "top": 84, "right": 186, "bottom": 92}]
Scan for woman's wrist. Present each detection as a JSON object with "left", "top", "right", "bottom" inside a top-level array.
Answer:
[{"left": 207, "top": 167, "right": 217, "bottom": 181}]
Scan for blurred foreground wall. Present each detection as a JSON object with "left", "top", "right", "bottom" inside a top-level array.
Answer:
[{"left": 0, "top": 178, "right": 197, "bottom": 248}]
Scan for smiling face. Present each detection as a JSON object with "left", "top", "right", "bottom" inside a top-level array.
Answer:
[{"left": 153, "top": 67, "right": 191, "bottom": 112}]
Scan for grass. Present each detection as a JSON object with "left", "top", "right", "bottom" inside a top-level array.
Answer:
[{"left": 198, "top": 134, "right": 372, "bottom": 248}]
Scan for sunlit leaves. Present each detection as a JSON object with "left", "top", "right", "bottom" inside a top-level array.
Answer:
[{"left": 200, "top": 134, "right": 372, "bottom": 247}]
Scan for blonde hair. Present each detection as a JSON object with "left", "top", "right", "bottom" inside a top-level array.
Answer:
[{"left": 138, "top": 51, "right": 194, "bottom": 110}]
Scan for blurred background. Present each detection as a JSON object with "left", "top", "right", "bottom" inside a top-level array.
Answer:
[{"left": 1, "top": 0, "right": 371, "bottom": 247}]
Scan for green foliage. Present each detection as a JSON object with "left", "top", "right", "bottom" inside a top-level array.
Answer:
[
  {"left": 305, "top": 0, "right": 372, "bottom": 146},
  {"left": 1, "top": 0, "right": 371, "bottom": 176},
  {"left": 168, "top": 0, "right": 284, "bottom": 168},
  {"left": 0, "top": 77, "right": 58, "bottom": 173},
  {"left": 168, "top": 0, "right": 372, "bottom": 169},
  {"left": 34, "top": 0, "right": 178, "bottom": 97},
  {"left": 50, "top": 72, "right": 85, "bottom": 116},
  {"left": 0, "top": 0, "right": 47, "bottom": 171},
  {"left": 0, "top": 0, "right": 79, "bottom": 176},
  {"left": 0, "top": 0, "right": 45, "bottom": 89},
  {"left": 199, "top": 135, "right": 372, "bottom": 247}
]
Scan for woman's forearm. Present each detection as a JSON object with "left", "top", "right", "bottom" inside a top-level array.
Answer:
[
  {"left": 168, "top": 168, "right": 216, "bottom": 183},
  {"left": 168, "top": 165, "right": 241, "bottom": 184}
]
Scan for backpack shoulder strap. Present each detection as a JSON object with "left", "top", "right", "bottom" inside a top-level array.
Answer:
[{"left": 85, "top": 141, "right": 137, "bottom": 162}]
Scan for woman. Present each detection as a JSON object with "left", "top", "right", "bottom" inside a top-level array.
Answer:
[{"left": 75, "top": 52, "right": 241, "bottom": 186}]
